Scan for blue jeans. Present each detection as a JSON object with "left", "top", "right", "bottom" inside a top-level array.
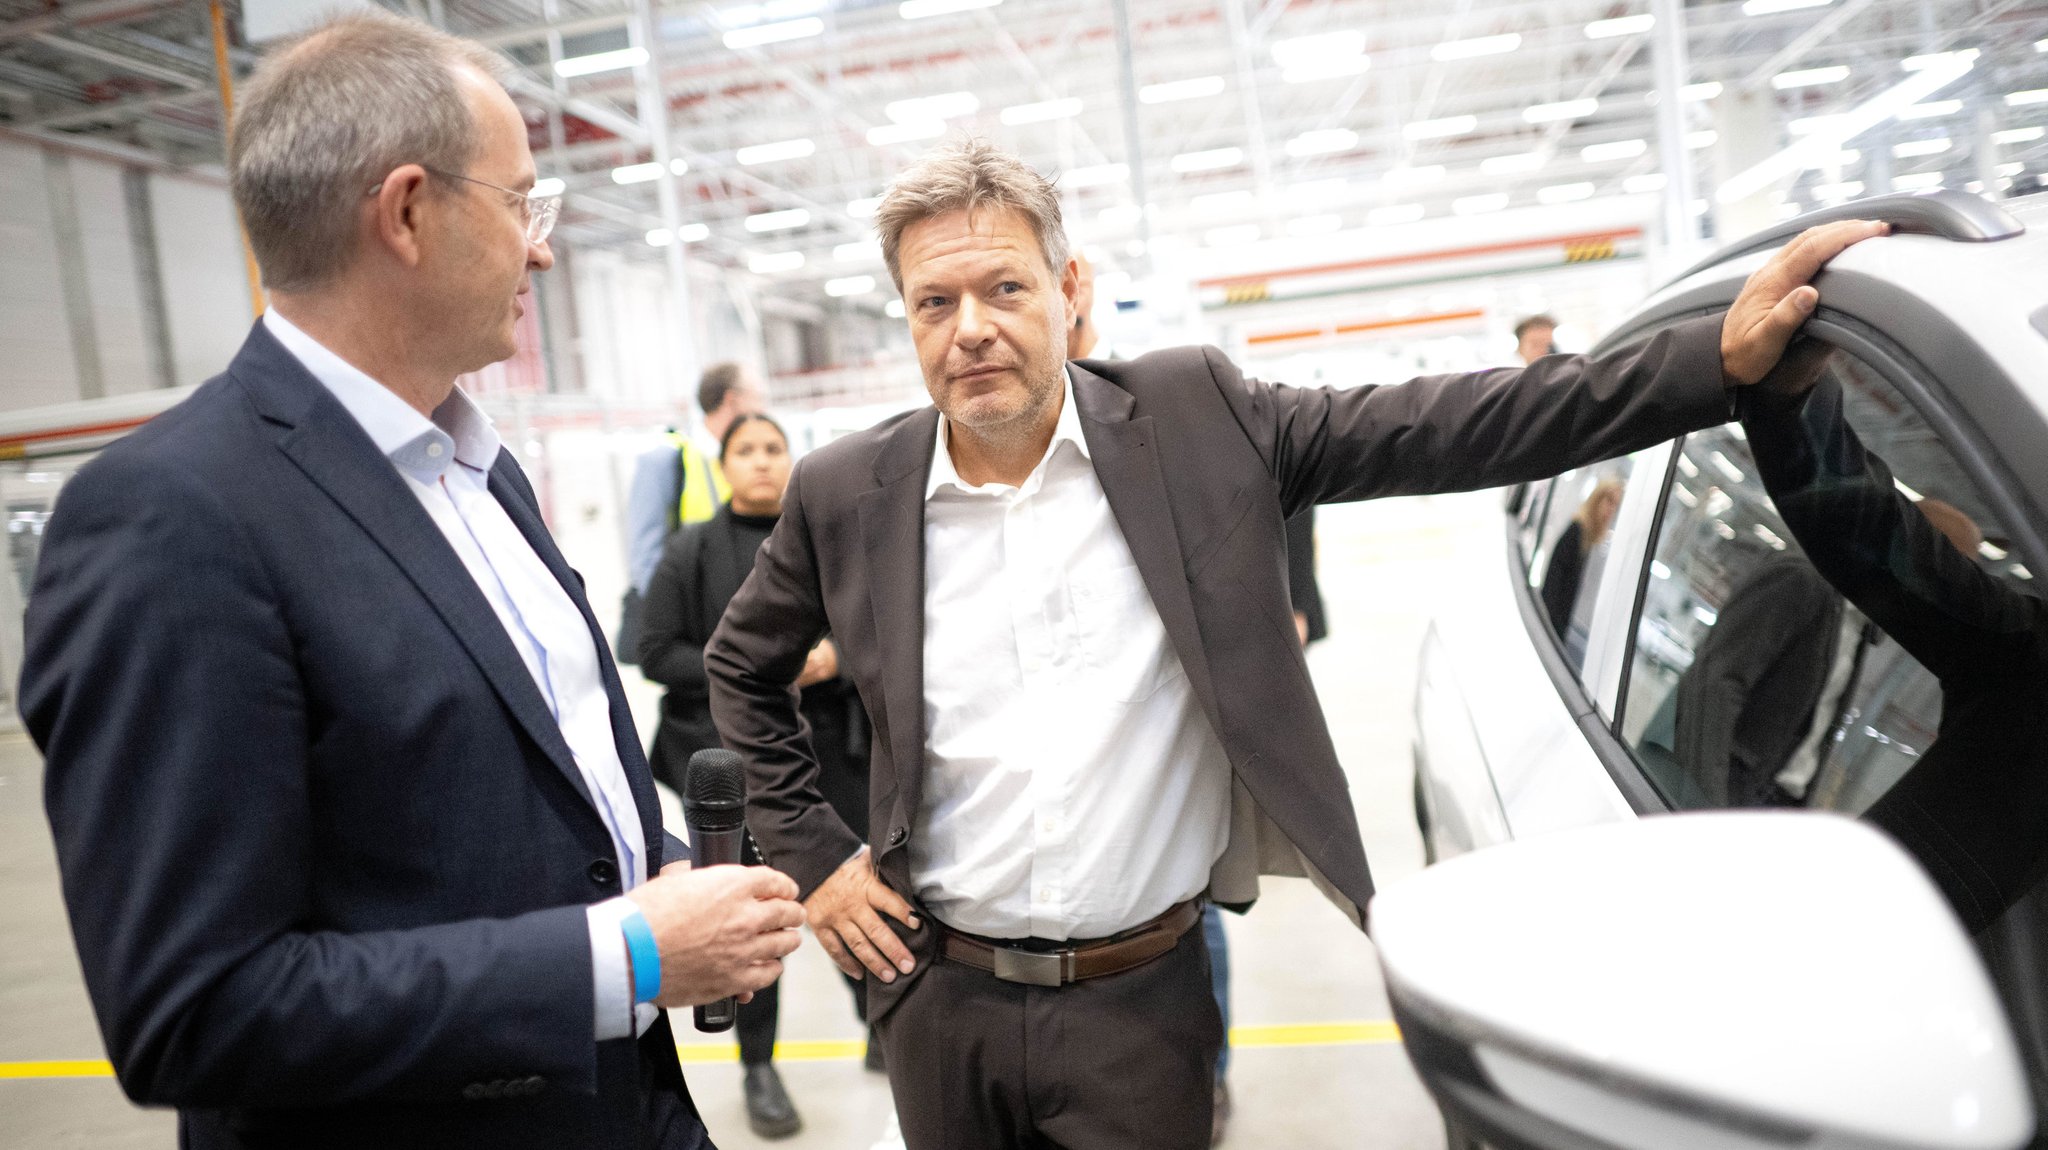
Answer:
[{"left": 1202, "top": 904, "right": 1231, "bottom": 1079}]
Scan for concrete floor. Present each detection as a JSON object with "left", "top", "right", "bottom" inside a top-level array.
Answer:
[{"left": 0, "top": 489, "right": 1502, "bottom": 1149}]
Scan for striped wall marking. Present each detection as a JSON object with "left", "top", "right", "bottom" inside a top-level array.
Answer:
[{"left": 0, "top": 1023, "right": 1404, "bottom": 1080}]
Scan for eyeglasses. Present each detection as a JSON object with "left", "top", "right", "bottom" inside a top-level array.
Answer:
[{"left": 370, "top": 165, "right": 561, "bottom": 244}]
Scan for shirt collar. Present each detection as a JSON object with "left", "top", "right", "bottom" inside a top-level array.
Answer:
[
  {"left": 925, "top": 365, "right": 1089, "bottom": 501},
  {"left": 263, "top": 308, "right": 503, "bottom": 484}
]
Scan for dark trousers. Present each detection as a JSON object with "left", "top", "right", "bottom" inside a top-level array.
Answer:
[{"left": 874, "top": 926, "right": 1223, "bottom": 1150}]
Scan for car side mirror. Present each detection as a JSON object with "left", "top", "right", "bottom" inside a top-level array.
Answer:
[{"left": 1370, "top": 813, "right": 2034, "bottom": 1150}]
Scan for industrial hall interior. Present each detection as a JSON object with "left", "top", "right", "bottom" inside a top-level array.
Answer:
[{"left": 5, "top": 0, "right": 2048, "bottom": 1148}]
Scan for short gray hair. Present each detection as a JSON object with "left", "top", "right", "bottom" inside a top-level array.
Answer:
[
  {"left": 229, "top": 8, "right": 511, "bottom": 293},
  {"left": 874, "top": 136, "right": 1070, "bottom": 294}
]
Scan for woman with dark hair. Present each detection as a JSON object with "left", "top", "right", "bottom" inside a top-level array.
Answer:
[{"left": 638, "top": 412, "right": 872, "bottom": 1139}]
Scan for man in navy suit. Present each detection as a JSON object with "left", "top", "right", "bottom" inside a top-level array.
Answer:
[{"left": 18, "top": 11, "right": 801, "bottom": 1148}]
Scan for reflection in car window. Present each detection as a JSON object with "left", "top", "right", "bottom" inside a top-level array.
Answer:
[
  {"left": 1526, "top": 464, "right": 1632, "bottom": 671},
  {"left": 1515, "top": 480, "right": 1552, "bottom": 566}
]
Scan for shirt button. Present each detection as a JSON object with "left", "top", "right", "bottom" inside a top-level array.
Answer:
[
  {"left": 426, "top": 441, "right": 444, "bottom": 458},
  {"left": 1038, "top": 887, "right": 1054, "bottom": 902},
  {"left": 587, "top": 859, "right": 618, "bottom": 887},
  {"left": 886, "top": 827, "right": 908, "bottom": 847},
  {"left": 1041, "top": 818, "right": 1057, "bottom": 833}
]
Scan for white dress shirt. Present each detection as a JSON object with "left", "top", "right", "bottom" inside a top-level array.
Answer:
[
  {"left": 264, "top": 310, "right": 654, "bottom": 1039},
  {"left": 915, "top": 370, "right": 1233, "bottom": 940}
]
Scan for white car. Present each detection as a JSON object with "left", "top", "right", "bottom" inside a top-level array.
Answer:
[{"left": 1395, "top": 190, "right": 2048, "bottom": 1150}]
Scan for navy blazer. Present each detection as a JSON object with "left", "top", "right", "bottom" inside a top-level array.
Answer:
[{"left": 20, "top": 324, "right": 705, "bottom": 1149}]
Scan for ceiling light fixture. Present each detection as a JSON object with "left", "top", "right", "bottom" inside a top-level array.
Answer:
[
  {"left": 1287, "top": 214, "right": 1345, "bottom": 237},
  {"left": 2009, "top": 89, "right": 2048, "bottom": 107},
  {"left": 722, "top": 17, "right": 822, "bottom": 49},
  {"left": 1204, "top": 224, "right": 1261, "bottom": 246},
  {"left": 824, "top": 275, "right": 876, "bottom": 297},
  {"left": 1453, "top": 193, "right": 1510, "bottom": 214},
  {"left": 1742, "top": 0, "right": 1831, "bottom": 15},
  {"left": 736, "top": 138, "right": 816, "bottom": 165},
  {"left": 1140, "top": 76, "right": 1227, "bottom": 104},
  {"left": 1892, "top": 137, "right": 1952, "bottom": 157},
  {"left": 1525, "top": 98, "right": 1598, "bottom": 123},
  {"left": 1773, "top": 65, "right": 1850, "bottom": 89},
  {"left": 885, "top": 91, "right": 979, "bottom": 123},
  {"left": 1537, "top": 182, "right": 1595, "bottom": 204},
  {"left": 530, "top": 177, "right": 566, "bottom": 198},
  {"left": 867, "top": 121, "right": 945, "bottom": 145},
  {"left": 1286, "top": 128, "right": 1359, "bottom": 157},
  {"left": 1001, "top": 97, "right": 1082, "bottom": 125},
  {"left": 1581, "top": 139, "right": 1647, "bottom": 163},
  {"left": 745, "top": 208, "right": 811, "bottom": 232},
  {"left": 1172, "top": 146, "right": 1245, "bottom": 173},
  {"left": 1480, "top": 152, "right": 1545, "bottom": 174},
  {"left": 748, "top": 251, "right": 806, "bottom": 274},
  {"left": 1063, "top": 163, "right": 1130, "bottom": 187},
  {"left": 1624, "top": 173, "right": 1668, "bottom": 193},
  {"left": 834, "top": 240, "right": 881, "bottom": 262},
  {"left": 1896, "top": 99, "right": 1962, "bottom": 119},
  {"left": 1368, "top": 203, "right": 1426, "bottom": 225},
  {"left": 1586, "top": 14, "right": 1653, "bottom": 38},
  {"left": 612, "top": 162, "right": 664, "bottom": 185},
  {"left": 554, "top": 46, "right": 647, "bottom": 77},
  {"left": 1995, "top": 126, "right": 2045, "bottom": 144},
  {"left": 899, "top": 0, "right": 998, "bottom": 18},
  {"left": 1432, "top": 33, "right": 1521, "bottom": 61},
  {"left": 1404, "top": 115, "right": 1477, "bottom": 140}
]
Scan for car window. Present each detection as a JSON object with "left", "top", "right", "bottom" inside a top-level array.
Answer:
[
  {"left": 1525, "top": 462, "right": 1635, "bottom": 671},
  {"left": 1617, "top": 348, "right": 2032, "bottom": 815},
  {"left": 1515, "top": 479, "right": 1552, "bottom": 565}
]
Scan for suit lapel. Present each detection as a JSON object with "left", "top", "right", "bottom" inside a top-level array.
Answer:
[
  {"left": 856, "top": 411, "right": 938, "bottom": 832},
  {"left": 1071, "top": 366, "right": 1226, "bottom": 737},
  {"left": 232, "top": 327, "right": 598, "bottom": 814},
  {"left": 489, "top": 455, "right": 664, "bottom": 858}
]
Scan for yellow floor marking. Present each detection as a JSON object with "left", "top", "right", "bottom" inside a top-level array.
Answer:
[
  {"left": 0, "top": 1060, "right": 115, "bottom": 1079},
  {"left": 0, "top": 1023, "right": 1402, "bottom": 1080}
]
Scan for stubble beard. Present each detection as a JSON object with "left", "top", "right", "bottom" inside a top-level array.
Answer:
[{"left": 942, "top": 360, "right": 1065, "bottom": 456}]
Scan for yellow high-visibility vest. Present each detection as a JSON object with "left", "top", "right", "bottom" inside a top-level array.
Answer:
[{"left": 670, "top": 432, "right": 731, "bottom": 526}]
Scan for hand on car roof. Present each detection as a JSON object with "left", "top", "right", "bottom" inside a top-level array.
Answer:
[{"left": 1720, "top": 219, "right": 1891, "bottom": 389}]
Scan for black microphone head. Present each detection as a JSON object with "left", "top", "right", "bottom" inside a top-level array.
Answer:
[{"left": 684, "top": 749, "right": 746, "bottom": 813}]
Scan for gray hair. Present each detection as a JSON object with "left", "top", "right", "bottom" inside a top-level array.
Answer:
[
  {"left": 874, "top": 136, "right": 1070, "bottom": 295},
  {"left": 229, "top": 8, "right": 511, "bottom": 293}
]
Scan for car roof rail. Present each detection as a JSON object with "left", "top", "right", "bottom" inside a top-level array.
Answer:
[{"left": 1667, "top": 189, "right": 2025, "bottom": 287}]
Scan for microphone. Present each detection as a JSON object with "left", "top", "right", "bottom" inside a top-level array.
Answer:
[{"left": 684, "top": 747, "right": 748, "bottom": 1033}]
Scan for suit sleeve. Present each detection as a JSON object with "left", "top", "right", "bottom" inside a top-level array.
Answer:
[
  {"left": 21, "top": 457, "right": 598, "bottom": 1109},
  {"left": 1205, "top": 314, "right": 1732, "bottom": 517},
  {"left": 637, "top": 527, "right": 709, "bottom": 692},
  {"left": 704, "top": 460, "right": 860, "bottom": 898}
]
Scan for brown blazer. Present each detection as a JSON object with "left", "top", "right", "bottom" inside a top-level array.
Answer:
[{"left": 706, "top": 318, "right": 1729, "bottom": 1017}]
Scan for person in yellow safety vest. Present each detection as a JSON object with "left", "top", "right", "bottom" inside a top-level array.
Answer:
[{"left": 617, "top": 362, "right": 763, "bottom": 664}]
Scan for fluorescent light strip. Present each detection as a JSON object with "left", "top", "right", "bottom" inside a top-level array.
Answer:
[
  {"left": 745, "top": 208, "right": 811, "bottom": 232},
  {"left": 1270, "top": 30, "right": 1366, "bottom": 68},
  {"left": 2009, "top": 90, "right": 2048, "bottom": 107},
  {"left": 1140, "top": 76, "right": 1226, "bottom": 104},
  {"left": 1538, "top": 182, "right": 1595, "bottom": 204},
  {"left": 748, "top": 251, "right": 806, "bottom": 274},
  {"left": 1581, "top": 138, "right": 1647, "bottom": 163},
  {"left": 1404, "top": 115, "right": 1476, "bottom": 140},
  {"left": 1192, "top": 190, "right": 1256, "bottom": 214},
  {"left": 1688, "top": 130, "right": 1719, "bottom": 149},
  {"left": 612, "top": 162, "right": 663, "bottom": 184},
  {"left": 1286, "top": 128, "right": 1358, "bottom": 157},
  {"left": 1586, "top": 14, "right": 1653, "bottom": 38},
  {"left": 1683, "top": 81, "right": 1724, "bottom": 102},
  {"left": 1810, "top": 180, "right": 1864, "bottom": 200},
  {"left": 1995, "top": 126, "right": 2045, "bottom": 144},
  {"left": 1480, "top": 152, "right": 1544, "bottom": 174},
  {"left": 1892, "top": 172, "right": 1944, "bottom": 191},
  {"left": 736, "top": 138, "right": 816, "bottom": 165},
  {"left": 1368, "top": 203, "right": 1425, "bottom": 226},
  {"left": 1382, "top": 165, "right": 1446, "bottom": 186},
  {"left": 1715, "top": 51, "right": 1980, "bottom": 205},
  {"left": 1282, "top": 57, "right": 1371, "bottom": 84},
  {"left": 1001, "top": 97, "right": 1082, "bottom": 125},
  {"left": 1892, "top": 137, "right": 1951, "bottom": 158},
  {"left": 885, "top": 299, "right": 906, "bottom": 318},
  {"left": 1453, "top": 192, "right": 1510, "bottom": 215},
  {"left": 530, "top": 177, "right": 565, "bottom": 198},
  {"left": 722, "top": 17, "right": 822, "bottom": 48},
  {"left": 834, "top": 241, "right": 881, "bottom": 262},
  {"left": 1897, "top": 99, "right": 1961, "bottom": 119},
  {"left": 1432, "top": 33, "right": 1520, "bottom": 61},
  {"left": 1287, "top": 214, "right": 1345, "bottom": 237},
  {"left": 886, "top": 91, "right": 979, "bottom": 123},
  {"left": 1205, "top": 224, "right": 1261, "bottom": 246},
  {"left": 1773, "top": 65, "right": 1850, "bottom": 89},
  {"left": 824, "top": 275, "right": 875, "bottom": 297},
  {"left": 1742, "top": 0, "right": 1831, "bottom": 14},
  {"left": 1171, "top": 147, "right": 1244, "bottom": 173},
  {"left": 1525, "top": 98, "right": 1598, "bottom": 123},
  {"left": 899, "top": 0, "right": 998, "bottom": 18},
  {"left": 645, "top": 223, "right": 709, "bottom": 246},
  {"left": 554, "top": 46, "right": 647, "bottom": 77},
  {"left": 1624, "top": 173, "right": 1667, "bottom": 193}
]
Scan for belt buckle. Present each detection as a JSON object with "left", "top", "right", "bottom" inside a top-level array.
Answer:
[{"left": 991, "top": 946, "right": 1067, "bottom": 987}]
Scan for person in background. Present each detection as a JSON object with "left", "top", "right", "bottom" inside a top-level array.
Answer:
[
  {"left": 18, "top": 11, "right": 802, "bottom": 1148},
  {"left": 1540, "top": 478, "right": 1624, "bottom": 645},
  {"left": 1067, "top": 249, "right": 1323, "bottom": 1144},
  {"left": 1514, "top": 314, "right": 1559, "bottom": 366},
  {"left": 617, "top": 362, "right": 762, "bottom": 664},
  {"left": 639, "top": 413, "right": 877, "bottom": 1139}
]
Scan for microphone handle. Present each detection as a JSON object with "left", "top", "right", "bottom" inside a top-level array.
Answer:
[{"left": 686, "top": 821, "right": 746, "bottom": 1032}]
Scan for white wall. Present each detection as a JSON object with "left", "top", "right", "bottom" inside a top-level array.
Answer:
[
  {"left": 150, "top": 174, "right": 255, "bottom": 388},
  {"left": 0, "top": 141, "right": 80, "bottom": 409},
  {"left": 0, "top": 140, "right": 250, "bottom": 412}
]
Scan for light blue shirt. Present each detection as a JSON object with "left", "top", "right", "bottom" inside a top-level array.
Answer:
[
  {"left": 624, "top": 433, "right": 722, "bottom": 595},
  {"left": 264, "top": 309, "right": 655, "bottom": 1040}
]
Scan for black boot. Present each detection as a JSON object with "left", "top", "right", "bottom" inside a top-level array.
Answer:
[{"left": 743, "top": 1062, "right": 802, "bottom": 1139}]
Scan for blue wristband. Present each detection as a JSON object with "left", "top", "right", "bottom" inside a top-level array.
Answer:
[{"left": 619, "top": 909, "right": 661, "bottom": 1004}]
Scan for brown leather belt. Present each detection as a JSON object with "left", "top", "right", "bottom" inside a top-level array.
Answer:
[{"left": 940, "top": 899, "right": 1204, "bottom": 987}]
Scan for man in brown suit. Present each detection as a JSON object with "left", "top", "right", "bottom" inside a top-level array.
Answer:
[{"left": 706, "top": 137, "right": 1884, "bottom": 1150}]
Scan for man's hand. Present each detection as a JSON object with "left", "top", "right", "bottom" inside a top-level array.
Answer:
[
  {"left": 1721, "top": 219, "right": 1889, "bottom": 388},
  {"left": 794, "top": 639, "right": 839, "bottom": 689},
  {"left": 626, "top": 864, "right": 804, "bottom": 1009},
  {"left": 805, "top": 850, "right": 921, "bottom": 983}
]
